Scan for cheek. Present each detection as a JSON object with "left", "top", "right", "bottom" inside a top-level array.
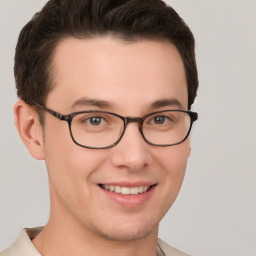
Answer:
[
  {"left": 44, "top": 138, "right": 110, "bottom": 215},
  {"left": 155, "top": 141, "right": 190, "bottom": 198},
  {"left": 43, "top": 122, "right": 108, "bottom": 192},
  {"left": 157, "top": 140, "right": 190, "bottom": 174},
  {"left": 45, "top": 141, "right": 106, "bottom": 184}
]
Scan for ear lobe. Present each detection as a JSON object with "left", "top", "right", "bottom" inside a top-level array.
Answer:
[{"left": 14, "top": 100, "right": 45, "bottom": 160}]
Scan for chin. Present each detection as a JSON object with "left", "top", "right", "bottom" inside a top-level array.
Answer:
[{"left": 94, "top": 223, "right": 158, "bottom": 242}]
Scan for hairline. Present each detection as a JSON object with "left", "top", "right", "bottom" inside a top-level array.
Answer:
[
  {"left": 44, "top": 32, "right": 186, "bottom": 102},
  {"left": 36, "top": 35, "right": 189, "bottom": 126}
]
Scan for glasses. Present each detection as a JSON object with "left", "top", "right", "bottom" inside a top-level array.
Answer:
[{"left": 32, "top": 102, "right": 198, "bottom": 149}]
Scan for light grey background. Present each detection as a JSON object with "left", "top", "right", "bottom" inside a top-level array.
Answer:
[{"left": 0, "top": 1, "right": 255, "bottom": 255}]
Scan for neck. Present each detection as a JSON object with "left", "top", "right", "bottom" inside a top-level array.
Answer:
[{"left": 33, "top": 198, "right": 159, "bottom": 256}]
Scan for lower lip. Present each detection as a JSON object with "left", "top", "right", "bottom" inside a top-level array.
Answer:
[{"left": 99, "top": 185, "right": 156, "bottom": 208}]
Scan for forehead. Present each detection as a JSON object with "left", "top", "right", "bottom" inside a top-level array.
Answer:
[{"left": 48, "top": 36, "right": 188, "bottom": 113}]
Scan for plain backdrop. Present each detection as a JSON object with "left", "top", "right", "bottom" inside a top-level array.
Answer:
[{"left": 0, "top": 1, "right": 255, "bottom": 255}]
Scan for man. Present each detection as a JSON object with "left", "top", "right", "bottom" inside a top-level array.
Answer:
[{"left": 1, "top": 0, "right": 198, "bottom": 255}]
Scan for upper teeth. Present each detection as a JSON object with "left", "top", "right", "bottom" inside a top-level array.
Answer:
[{"left": 101, "top": 185, "right": 150, "bottom": 195}]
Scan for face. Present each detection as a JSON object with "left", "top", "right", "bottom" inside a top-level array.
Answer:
[{"left": 41, "top": 36, "right": 190, "bottom": 241}]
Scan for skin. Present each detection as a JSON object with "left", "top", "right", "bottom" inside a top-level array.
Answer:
[{"left": 14, "top": 36, "right": 191, "bottom": 256}]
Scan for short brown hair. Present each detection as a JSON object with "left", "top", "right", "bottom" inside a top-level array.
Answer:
[{"left": 14, "top": 0, "right": 198, "bottom": 110}]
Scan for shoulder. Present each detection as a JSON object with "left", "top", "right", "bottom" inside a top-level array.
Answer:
[
  {"left": 0, "top": 227, "right": 42, "bottom": 256},
  {"left": 157, "top": 238, "right": 190, "bottom": 256}
]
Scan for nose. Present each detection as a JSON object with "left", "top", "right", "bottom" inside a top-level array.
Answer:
[{"left": 110, "top": 123, "right": 150, "bottom": 172}]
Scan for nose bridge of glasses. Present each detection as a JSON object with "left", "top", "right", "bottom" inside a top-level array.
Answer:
[
  {"left": 125, "top": 117, "right": 144, "bottom": 127},
  {"left": 120, "top": 116, "right": 146, "bottom": 146}
]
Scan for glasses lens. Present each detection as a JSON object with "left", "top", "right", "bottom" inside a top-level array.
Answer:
[
  {"left": 142, "top": 111, "right": 191, "bottom": 145},
  {"left": 70, "top": 112, "right": 124, "bottom": 148}
]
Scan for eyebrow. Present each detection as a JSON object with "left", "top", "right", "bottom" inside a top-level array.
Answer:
[
  {"left": 71, "top": 97, "right": 183, "bottom": 110},
  {"left": 71, "top": 97, "right": 114, "bottom": 109},
  {"left": 150, "top": 98, "right": 183, "bottom": 109}
]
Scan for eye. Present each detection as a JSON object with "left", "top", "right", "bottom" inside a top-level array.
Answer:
[
  {"left": 152, "top": 115, "right": 169, "bottom": 125},
  {"left": 87, "top": 116, "right": 105, "bottom": 126}
]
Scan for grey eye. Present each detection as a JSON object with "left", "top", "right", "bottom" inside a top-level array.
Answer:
[
  {"left": 89, "top": 117, "right": 103, "bottom": 126},
  {"left": 153, "top": 116, "right": 166, "bottom": 124}
]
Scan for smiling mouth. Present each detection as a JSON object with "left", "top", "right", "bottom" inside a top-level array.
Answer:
[{"left": 100, "top": 184, "right": 154, "bottom": 195}]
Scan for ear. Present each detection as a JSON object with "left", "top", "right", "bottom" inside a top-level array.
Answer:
[
  {"left": 186, "top": 137, "right": 191, "bottom": 158},
  {"left": 14, "top": 100, "right": 45, "bottom": 160},
  {"left": 188, "top": 145, "right": 191, "bottom": 157}
]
